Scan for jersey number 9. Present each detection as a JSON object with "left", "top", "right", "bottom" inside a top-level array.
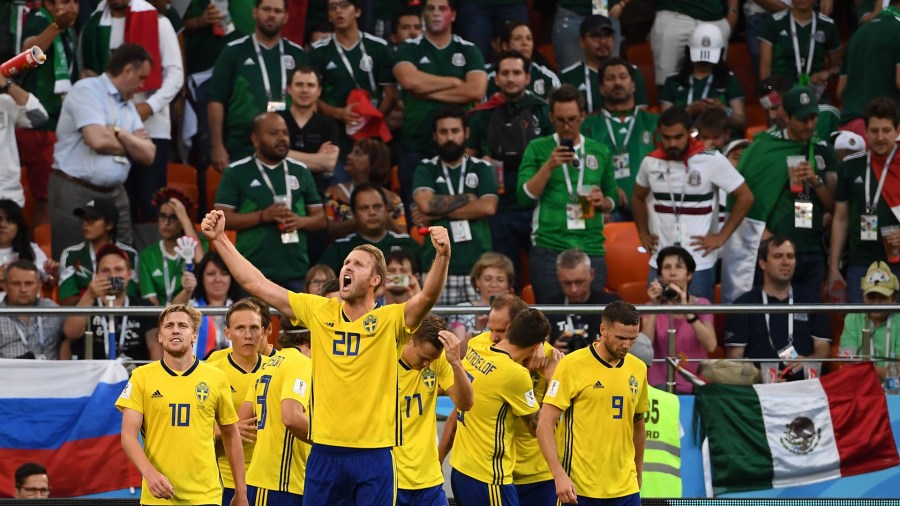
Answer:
[
  {"left": 333, "top": 331, "right": 361, "bottom": 356},
  {"left": 612, "top": 395, "right": 624, "bottom": 419}
]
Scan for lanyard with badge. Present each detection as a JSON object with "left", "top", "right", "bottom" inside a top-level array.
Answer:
[
  {"left": 255, "top": 157, "right": 299, "bottom": 243},
  {"left": 159, "top": 241, "right": 180, "bottom": 303},
  {"left": 441, "top": 158, "right": 473, "bottom": 243},
  {"left": 686, "top": 75, "right": 713, "bottom": 105},
  {"left": 603, "top": 110, "right": 636, "bottom": 180},
  {"left": 583, "top": 65, "right": 595, "bottom": 113},
  {"left": 333, "top": 33, "right": 377, "bottom": 94},
  {"left": 861, "top": 144, "right": 899, "bottom": 241},
  {"left": 560, "top": 136, "right": 588, "bottom": 230},
  {"left": 665, "top": 164, "right": 690, "bottom": 246},
  {"left": 790, "top": 13, "right": 817, "bottom": 86},
  {"left": 762, "top": 288, "right": 797, "bottom": 361},
  {"left": 14, "top": 317, "right": 46, "bottom": 359},
  {"left": 793, "top": 138, "right": 817, "bottom": 230},
  {"left": 253, "top": 34, "right": 287, "bottom": 112},
  {"left": 97, "top": 297, "right": 129, "bottom": 359}
]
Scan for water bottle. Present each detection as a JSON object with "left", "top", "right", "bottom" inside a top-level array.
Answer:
[
  {"left": 886, "top": 353, "right": 900, "bottom": 395},
  {"left": 209, "top": 0, "right": 234, "bottom": 37}
]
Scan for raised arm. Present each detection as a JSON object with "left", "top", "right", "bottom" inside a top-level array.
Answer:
[
  {"left": 404, "top": 226, "right": 450, "bottom": 329},
  {"left": 200, "top": 210, "right": 294, "bottom": 317}
]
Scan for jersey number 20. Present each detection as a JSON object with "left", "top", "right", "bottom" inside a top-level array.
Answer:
[{"left": 333, "top": 331, "right": 361, "bottom": 356}]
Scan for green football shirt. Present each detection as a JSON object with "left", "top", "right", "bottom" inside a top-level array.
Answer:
[
  {"left": 560, "top": 61, "right": 649, "bottom": 113},
  {"left": 19, "top": 9, "right": 78, "bottom": 130},
  {"left": 839, "top": 9, "right": 900, "bottom": 123},
  {"left": 759, "top": 11, "right": 840, "bottom": 85},
  {"left": 209, "top": 35, "right": 307, "bottom": 160},
  {"left": 659, "top": 72, "right": 745, "bottom": 109},
  {"left": 319, "top": 231, "right": 422, "bottom": 275},
  {"left": 58, "top": 241, "right": 140, "bottom": 300}
]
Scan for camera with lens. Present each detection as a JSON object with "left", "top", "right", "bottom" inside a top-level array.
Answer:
[
  {"left": 108, "top": 276, "right": 126, "bottom": 294},
  {"left": 659, "top": 283, "right": 680, "bottom": 301}
]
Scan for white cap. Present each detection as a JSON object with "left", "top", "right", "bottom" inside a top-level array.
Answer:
[
  {"left": 833, "top": 131, "right": 865, "bottom": 152},
  {"left": 689, "top": 24, "right": 724, "bottom": 63}
]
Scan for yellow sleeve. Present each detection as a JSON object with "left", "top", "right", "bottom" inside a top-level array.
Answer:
[
  {"left": 635, "top": 366, "right": 650, "bottom": 415},
  {"left": 115, "top": 368, "right": 145, "bottom": 413},
  {"left": 503, "top": 367, "right": 540, "bottom": 417},
  {"left": 280, "top": 359, "right": 311, "bottom": 410},
  {"left": 287, "top": 291, "right": 326, "bottom": 328},
  {"left": 543, "top": 356, "right": 575, "bottom": 412},
  {"left": 216, "top": 374, "right": 239, "bottom": 425},
  {"left": 435, "top": 353, "right": 455, "bottom": 391}
]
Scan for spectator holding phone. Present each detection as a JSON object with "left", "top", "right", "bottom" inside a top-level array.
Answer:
[
  {"left": 60, "top": 244, "right": 159, "bottom": 360},
  {"left": 447, "top": 252, "right": 515, "bottom": 344},
  {"left": 383, "top": 250, "right": 422, "bottom": 305}
]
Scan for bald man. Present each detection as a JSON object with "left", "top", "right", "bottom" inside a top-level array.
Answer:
[{"left": 213, "top": 112, "right": 326, "bottom": 292}]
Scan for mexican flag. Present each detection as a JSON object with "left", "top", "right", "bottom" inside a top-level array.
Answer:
[{"left": 696, "top": 363, "right": 899, "bottom": 496}]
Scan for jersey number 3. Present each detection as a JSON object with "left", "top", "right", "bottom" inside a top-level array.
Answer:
[{"left": 333, "top": 331, "right": 361, "bottom": 356}]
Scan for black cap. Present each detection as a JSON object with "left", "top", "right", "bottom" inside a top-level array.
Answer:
[
  {"left": 580, "top": 15, "right": 613, "bottom": 36},
  {"left": 73, "top": 197, "right": 118, "bottom": 224}
]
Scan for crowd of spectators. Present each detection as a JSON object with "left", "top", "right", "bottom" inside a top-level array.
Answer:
[{"left": 1, "top": 0, "right": 900, "bottom": 389}]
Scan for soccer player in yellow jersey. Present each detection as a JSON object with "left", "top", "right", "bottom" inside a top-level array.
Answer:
[
  {"left": 396, "top": 314, "right": 473, "bottom": 506},
  {"left": 206, "top": 298, "right": 274, "bottom": 506},
  {"left": 450, "top": 308, "right": 557, "bottom": 506},
  {"left": 238, "top": 321, "right": 313, "bottom": 506},
  {"left": 200, "top": 209, "right": 451, "bottom": 506},
  {"left": 116, "top": 304, "right": 248, "bottom": 506},
  {"left": 538, "top": 300, "right": 649, "bottom": 506}
]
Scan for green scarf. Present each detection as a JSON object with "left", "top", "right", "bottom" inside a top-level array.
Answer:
[{"left": 40, "top": 7, "right": 73, "bottom": 94}]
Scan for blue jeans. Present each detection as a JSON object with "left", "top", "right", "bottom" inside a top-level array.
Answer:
[
  {"left": 745, "top": 13, "right": 767, "bottom": 80},
  {"left": 530, "top": 245, "right": 607, "bottom": 304},
  {"left": 648, "top": 266, "right": 716, "bottom": 302},
  {"left": 553, "top": 7, "right": 623, "bottom": 71},
  {"left": 489, "top": 208, "right": 533, "bottom": 291},
  {"left": 456, "top": 2, "right": 530, "bottom": 62}
]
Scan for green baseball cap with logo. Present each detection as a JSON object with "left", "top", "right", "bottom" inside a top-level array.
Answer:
[{"left": 782, "top": 86, "right": 819, "bottom": 120}]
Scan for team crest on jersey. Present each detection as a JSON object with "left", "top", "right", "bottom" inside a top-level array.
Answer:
[
  {"left": 451, "top": 53, "right": 465, "bottom": 67},
  {"left": 288, "top": 175, "right": 300, "bottom": 190},
  {"left": 359, "top": 54, "right": 374, "bottom": 72},
  {"left": 195, "top": 382, "right": 210, "bottom": 403},
  {"left": 533, "top": 79, "right": 545, "bottom": 95},
  {"left": 363, "top": 314, "right": 378, "bottom": 335},
  {"left": 628, "top": 375, "right": 638, "bottom": 401},
  {"left": 585, "top": 154, "right": 599, "bottom": 170},
  {"left": 282, "top": 55, "right": 296, "bottom": 69},
  {"left": 465, "top": 173, "right": 479, "bottom": 188},
  {"left": 421, "top": 368, "right": 436, "bottom": 391},
  {"left": 686, "top": 169, "right": 702, "bottom": 186},
  {"left": 814, "top": 30, "right": 825, "bottom": 43},
  {"left": 642, "top": 131, "right": 652, "bottom": 145},
  {"left": 815, "top": 155, "right": 826, "bottom": 169}
]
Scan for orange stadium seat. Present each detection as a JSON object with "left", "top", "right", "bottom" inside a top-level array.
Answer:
[
  {"left": 745, "top": 124, "right": 769, "bottom": 140},
  {"left": 521, "top": 284, "right": 535, "bottom": 304},
  {"left": 726, "top": 42, "right": 757, "bottom": 105},
  {"left": 626, "top": 42, "right": 658, "bottom": 107},
  {"left": 603, "top": 221, "right": 651, "bottom": 292},
  {"left": 536, "top": 43, "right": 556, "bottom": 74},
  {"left": 195, "top": 223, "right": 236, "bottom": 251},
  {"left": 205, "top": 168, "right": 222, "bottom": 212},
  {"left": 615, "top": 280, "right": 650, "bottom": 305},
  {"left": 745, "top": 103, "right": 767, "bottom": 129},
  {"left": 167, "top": 162, "right": 197, "bottom": 186},
  {"left": 169, "top": 182, "right": 199, "bottom": 207},
  {"left": 33, "top": 223, "right": 51, "bottom": 258}
]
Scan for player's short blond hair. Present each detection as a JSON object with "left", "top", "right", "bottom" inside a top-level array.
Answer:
[
  {"left": 352, "top": 244, "right": 387, "bottom": 290},
  {"left": 158, "top": 304, "right": 203, "bottom": 334}
]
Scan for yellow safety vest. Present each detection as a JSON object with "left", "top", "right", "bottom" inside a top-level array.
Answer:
[{"left": 641, "top": 386, "right": 682, "bottom": 498}]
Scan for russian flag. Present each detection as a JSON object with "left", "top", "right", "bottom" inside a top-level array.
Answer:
[{"left": 0, "top": 359, "right": 141, "bottom": 498}]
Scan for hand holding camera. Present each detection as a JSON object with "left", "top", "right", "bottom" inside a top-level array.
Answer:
[
  {"left": 88, "top": 275, "right": 126, "bottom": 298},
  {"left": 648, "top": 279, "right": 687, "bottom": 304}
]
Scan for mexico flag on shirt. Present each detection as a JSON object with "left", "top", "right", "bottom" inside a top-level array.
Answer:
[{"left": 696, "top": 363, "right": 899, "bottom": 495}]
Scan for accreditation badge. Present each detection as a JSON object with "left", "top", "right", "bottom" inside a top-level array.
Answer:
[
  {"left": 861, "top": 214, "right": 878, "bottom": 241},
  {"left": 794, "top": 201, "right": 813, "bottom": 229}
]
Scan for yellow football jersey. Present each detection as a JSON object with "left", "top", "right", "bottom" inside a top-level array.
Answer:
[
  {"left": 244, "top": 347, "right": 312, "bottom": 495},
  {"left": 205, "top": 349, "right": 263, "bottom": 488},
  {"left": 512, "top": 341, "right": 555, "bottom": 484},
  {"left": 543, "top": 346, "right": 650, "bottom": 499},
  {"left": 395, "top": 352, "right": 455, "bottom": 490},
  {"left": 288, "top": 292, "right": 413, "bottom": 448},
  {"left": 115, "top": 359, "right": 237, "bottom": 505},
  {"left": 450, "top": 345, "right": 537, "bottom": 485}
]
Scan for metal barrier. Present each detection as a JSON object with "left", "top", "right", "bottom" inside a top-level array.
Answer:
[
  {"left": 4, "top": 499, "right": 900, "bottom": 505},
  {"left": 3, "top": 302, "right": 894, "bottom": 393}
]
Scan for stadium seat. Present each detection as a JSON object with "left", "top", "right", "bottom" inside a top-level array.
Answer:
[
  {"left": 33, "top": 223, "right": 51, "bottom": 258},
  {"left": 745, "top": 103, "right": 767, "bottom": 129},
  {"left": 205, "top": 168, "right": 222, "bottom": 212},
  {"left": 167, "top": 162, "right": 198, "bottom": 186},
  {"left": 536, "top": 43, "right": 556, "bottom": 74},
  {"left": 615, "top": 280, "right": 650, "bottom": 305},
  {"left": 169, "top": 182, "right": 199, "bottom": 207},
  {"left": 626, "top": 42, "right": 658, "bottom": 107},
  {"left": 195, "top": 223, "right": 235, "bottom": 251},
  {"left": 725, "top": 42, "right": 757, "bottom": 106},
  {"left": 603, "top": 221, "right": 651, "bottom": 292},
  {"left": 521, "top": 284, "right": 535, "bottom": 304},
  {"left": 745, "top": 124, "right": 768, "bottom": 140}
]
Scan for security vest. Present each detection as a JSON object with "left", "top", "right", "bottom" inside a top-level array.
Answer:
[{"left": 641, "top": 386, "right": 682, "bottom": 498}]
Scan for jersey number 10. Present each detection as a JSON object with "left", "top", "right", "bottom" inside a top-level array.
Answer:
[{"left": 168, "top": 403, "right": 190, "bottom": 426}]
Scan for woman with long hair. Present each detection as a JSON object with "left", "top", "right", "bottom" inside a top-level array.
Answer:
[
  {"left": 0, "top": 199, "right": 56, "bottom": 283},
  {"left": 184, "top": 251, "right": 244, "bottom": 358},
  {"left": 485, "top": 21, "right": 560, "bottom": 100}
]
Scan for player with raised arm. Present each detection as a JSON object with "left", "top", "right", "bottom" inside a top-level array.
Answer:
[
  {"left": 537, "top": 300, "right": 649, "bottom": 505},
  {"left": 396, "top": 314, "right": 474, "bottom": 506},
  {"left": 116, "top": 304, "right": 248, "bottom": 506},
  {"left": 200, "top": 209, "right": 451, "bottom": 506}
]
